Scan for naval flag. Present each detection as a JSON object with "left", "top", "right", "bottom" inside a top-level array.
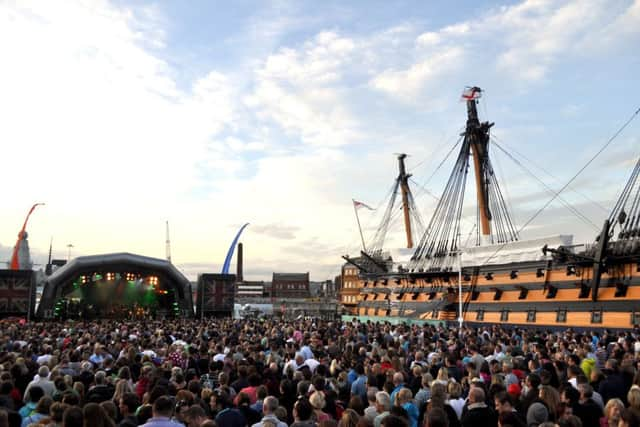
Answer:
[
  {"left": 461, "top": 86, "right": 482, "bottom": 101},
  {"left": 352, "top": 199, "right": 374, "bottom": 210}
]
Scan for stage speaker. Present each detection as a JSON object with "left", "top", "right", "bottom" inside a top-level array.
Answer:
[{"left": 196, "top": 273, "right": 235, "bottom": 318}]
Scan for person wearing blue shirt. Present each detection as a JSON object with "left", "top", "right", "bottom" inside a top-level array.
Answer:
[
  {"left": 350, "top": 364, "right": 368, "bottom": 403},
  {"left": 140, "top": 396, "right": 184, "bottom": 427},
  {"left": 347, "top": 366, "right": 358, "bottom": 387},
  {"left": 397, "top": 388, "right": 419, "bottom": 427},
  {"left": 389, "top": 372, "right": 405, "bottom": 406}
]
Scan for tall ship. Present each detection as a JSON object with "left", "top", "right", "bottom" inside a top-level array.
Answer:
[{"left": 344, "top": 87, "right": 640, "bottom": 329}]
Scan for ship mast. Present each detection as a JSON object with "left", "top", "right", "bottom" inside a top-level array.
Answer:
[
  {"left": 410, "top": 87, "right": 518, "bottom": 273},
  {"left": 398, "top": 154, "right": 414, "bottom": 248},
  {"left": 465, "top": 87, "right": 494, "bottom": 244}
]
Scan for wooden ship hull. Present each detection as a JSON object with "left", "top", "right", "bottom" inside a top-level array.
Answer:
[
  {"left": 357, "top": 257, "right": 640, "bottom": 329},
  {"left": 348, "top": 87, "right": 640, "bottom": 330}
]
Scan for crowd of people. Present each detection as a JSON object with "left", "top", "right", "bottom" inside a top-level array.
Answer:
[{"left": 1, "top": 317, "right": 640, "bottom": 427}]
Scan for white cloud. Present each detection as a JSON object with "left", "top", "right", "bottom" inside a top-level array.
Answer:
[
  {"left": 246, "top": 31, "right": 362, "bottom": 147},
  {"left": 370, "top": 47, "right": 464, "bottom": 101},
  {"left": 370, "top": 0, "right": 639, "bottom": 103},
  {"left": 1, "top": 0, "right": 637, "bottom": 281}
]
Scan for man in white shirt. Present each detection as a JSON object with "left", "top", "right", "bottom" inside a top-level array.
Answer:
[
  {"left": 36, "top": 346, "right": 53, "bottom": 366},
  {"left": 24, "top": 366, "right": 55, "bottom": 399},
  {"left": 283, "top": 353, "right": 304, "bottom": 375}
]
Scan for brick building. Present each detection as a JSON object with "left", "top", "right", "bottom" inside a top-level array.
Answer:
[
  {"left": 271, "top": 273, "right": 310, "bottom": 298},
  {"left": 340, "top": 262, "right": 361, "bottom": 314}
]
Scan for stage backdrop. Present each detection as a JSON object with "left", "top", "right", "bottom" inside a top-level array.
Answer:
[
  {"left": 0, "top": 270, "right": 35, "bottom": 319},
  {"left": 196, "top": 273, "right": 235, "bottom": 318}
]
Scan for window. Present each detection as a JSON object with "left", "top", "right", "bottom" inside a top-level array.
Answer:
[
  {"left": 527, "top": 310, "right": 536, "bottom": 322},
  {"left": 557, "top": 309, "right": 567, "bottom": 323}
]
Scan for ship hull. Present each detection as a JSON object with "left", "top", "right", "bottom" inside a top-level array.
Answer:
[{"left": 356, "top": 256, "right": 640, "bottom": 329}]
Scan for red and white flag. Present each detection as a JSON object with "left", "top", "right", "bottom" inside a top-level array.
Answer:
[
  {"left": 353, "top": 199, "right": 374, "bottom": 210},
  {"left": 461, "top": 86, "right": 482, "bottom": 101}
]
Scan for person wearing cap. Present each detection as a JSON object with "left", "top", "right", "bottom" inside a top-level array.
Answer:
[
  {"left": 507, "top": 383, "right": 522, "bottom": 401},
  {"left": 526, "top": 402, "right": 549, "bottom": 427}
]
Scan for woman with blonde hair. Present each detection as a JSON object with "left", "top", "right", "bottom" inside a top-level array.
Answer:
[
  {"left": 624, "top": 384, "right": 640, "bottom": 415},
  {"left": 433, "top": 367, "right": 449, "bottom": 386},
  {"left": 111, "top": 379, "right": 133, "bottom": 406},
  {"left": 310, "top": 391, "right": 331, "bottom": 423},
  {"left": 447, "top": 381, "right": 465, "bottom": 420},
  {"left": 601, "top": 398, "right": 624, "bottom": 427},
  {"left": 338, "top": 408, "right": 359, "bottom": 427}
]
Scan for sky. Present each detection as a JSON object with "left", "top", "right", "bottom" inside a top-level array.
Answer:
[{"left": 0, "top": 0, "right": 639, "bottom": 282}]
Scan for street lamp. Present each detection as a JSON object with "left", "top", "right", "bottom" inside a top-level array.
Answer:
[{"left": 67, "top": 244, "right": 74, "bottom": 261}]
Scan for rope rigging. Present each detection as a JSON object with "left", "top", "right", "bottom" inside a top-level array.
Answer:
[
  {"left": 409, "top": 88, "right": 519, "bottom": 273},
  {"left": 491, "top": 139, "right": 600, "bottom": 231},
  {"left": 473, "top": 105, "right": 640, "bottom": 267}
]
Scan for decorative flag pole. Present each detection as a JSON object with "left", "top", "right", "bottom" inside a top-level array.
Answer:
[{"left": 352, "top": 199, "right": 374, "bottom": 252}]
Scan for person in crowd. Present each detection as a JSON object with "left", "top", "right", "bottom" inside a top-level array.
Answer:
[
  {"left": 139, "top": 396, "right": 183, "bottom": 427},
  {"left": 183, "top": 405, "right": 207, "bottom": 427},
  {"left": 373, "top": 392, "right": 391, "bottom": 427},
  {"left": 363, "top": 387, "right": 379, "bottom": 422},
  {"left": 62, "top": 406, "right": 84, "bottom": 427},
  {"left": 461, "top": 387, "right": 496, "bottom": 427},
  {"left": 601, "top": 398, "right": 625, "bottom": 427},
  {"left": 24, "top": 367, "right": 55, "bottom": 399},
  {"left": 7, "top": 317, "right": 640, "bottom": 427},
  {"left": 252, "top": 396, "right": 287, "bottom": 427},
  {"left": 291, "top": 398, "right": 315, "bottom": 427},
  {"left": 310, "top": 391, "right": 331, "bottom": 424},
  {"left": 47, "top": 402, "right": 68, "bottom": 427},
  {"left": 118, "top": 392, "right": 140, "bottom": 427},
  {"left": 395, "top": 389, "right": 417, "bottom": 427},
  {"left": 21, "top": 396, "right": 53, "bottom": 427},
  {"left": 19, "top": 386, "right": 44, "bottom": 419},
  {"left": 83, "top": 402, "right": 116, "bottom": 427}
]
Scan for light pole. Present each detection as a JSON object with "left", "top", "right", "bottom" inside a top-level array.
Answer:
[{"left": 66, "top": 244, "right": 74, "bottom": 261}]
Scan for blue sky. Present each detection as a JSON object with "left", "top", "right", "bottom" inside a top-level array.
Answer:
[{"left": 0, "top": 0, "right": 639, "bottom": 281}]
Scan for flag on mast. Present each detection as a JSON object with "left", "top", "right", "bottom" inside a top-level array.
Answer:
[
  {"left": 461, "top": 86, "right": 482, "bottom": 101},
  {"left": 353, "top": 199, "right": 374, "bottom": 210}
]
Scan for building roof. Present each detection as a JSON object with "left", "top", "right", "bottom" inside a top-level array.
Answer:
[
  {"left": 272, "top": 272, "right": 309, "bottom": 281},
  {"left": 45, "top": 252, "right": 191, "bottom": 294}
]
